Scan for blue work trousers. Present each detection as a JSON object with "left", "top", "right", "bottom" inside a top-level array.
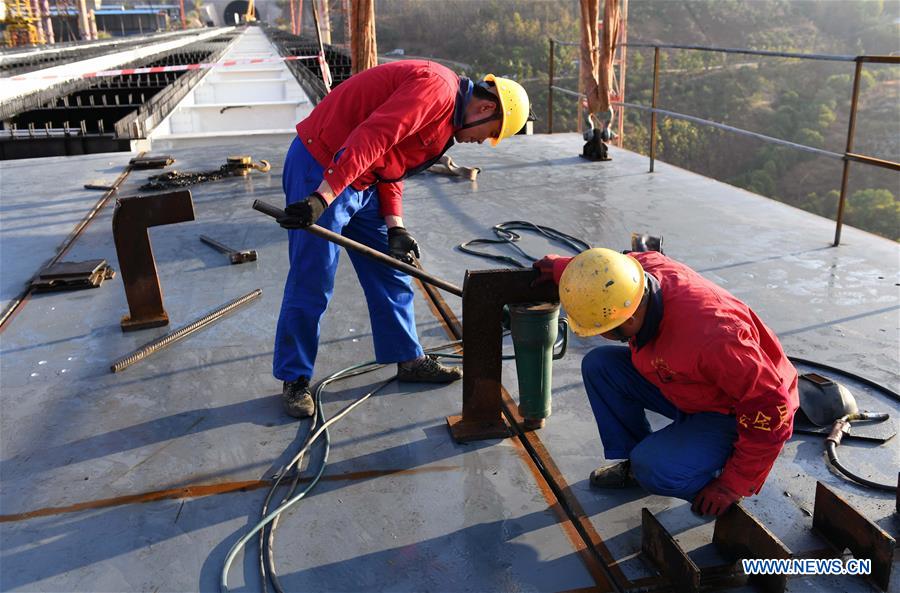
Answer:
[
  {"left": 273, "top": 138, "right": 424, "bottom": 382},
  {"left": 581, "top": 345, "right": 738, "bottom": 500}
]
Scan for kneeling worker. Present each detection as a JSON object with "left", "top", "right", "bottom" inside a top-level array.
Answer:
[
  {"left": 274, "top": 60, "right": 530, "bottom": 418},
  {"left": 533, "top": 248, "right": 799, "bottom": 516}
]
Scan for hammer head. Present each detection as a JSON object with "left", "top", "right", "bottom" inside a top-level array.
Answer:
[{"left": 228, "top": 250, "right": 258, "bottom": 265}]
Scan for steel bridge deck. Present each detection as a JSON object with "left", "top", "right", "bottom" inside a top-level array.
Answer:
[{"left": 0, "top": 133, "right": 897, "bottom": 592}]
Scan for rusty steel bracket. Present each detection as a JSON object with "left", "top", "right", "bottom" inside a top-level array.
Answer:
[
  {"left": 812, "top": 481, "right": 896, "bottom": 591},
  {"left": 446, "top": 268, "right": 558, "bottom": 442},
  {"left": 112, "top": 190, "right": 195, "bottom": 331},
  {"left": 641, "top": 508, "right": 700, "bottom": 593},
  {"left": 713, "top": 504, "right": 792, "bottom": 593}
]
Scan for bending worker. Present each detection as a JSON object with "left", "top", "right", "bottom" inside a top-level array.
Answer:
[
  {"left": 274, "top": 60, "right": 530, "bottom": 418},
  {"left": 533, "top": 248, "right": 799, "bottom": 516}
]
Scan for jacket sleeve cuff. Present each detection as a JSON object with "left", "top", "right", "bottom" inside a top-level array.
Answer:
[
  {"left": 322, "top": 164, "right": 352, "bottom": 199},
  {"left": 552, "top": 257, "right": 575, "bottom": 285},
  {"left": 716, "top": 465, "right": 761, "bottom": 497},
  {"left": 377, "top": 182, "right": 403, "bottom": 218}
]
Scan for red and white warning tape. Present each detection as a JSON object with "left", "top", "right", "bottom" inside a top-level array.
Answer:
[{"left": 7, "top": 54, "right": 320, "bottom": 81}]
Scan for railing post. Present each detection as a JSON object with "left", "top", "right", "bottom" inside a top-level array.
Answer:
[
  {"left": 834, "top": 58, "right": 863, "bottom": 247},
  {"left": 548, "top": 37, "right": 555, "bottom": 134},
  {"left": 649, "top": 46, "right": 660, "bottom": 173}
]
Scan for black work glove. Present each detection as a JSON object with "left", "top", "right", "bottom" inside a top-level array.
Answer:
[
  {"left": 278, "top": 192, "right": 328, "bottom": 229},
  {"left": 387, "top": 226, "right": 420, "bottom": 264}
]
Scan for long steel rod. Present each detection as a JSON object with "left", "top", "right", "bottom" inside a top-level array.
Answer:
[
  {"left": 551, "top": 39, "right": 895, "bottom": 64},
  {"left": 547, "top": 37, "right": 554, "bottom": 134},
  {"left": 252, "top": 200, "right": 463, "bottom": 297},
  {"left": 834, "top": 59, "right": 864, "bottom": 247},
  {"left": 110, "top": 289, "right": 262, "bottom": 373},
  {"left": 649, "top": 46, "right": 660, "bottom": 173},
  {"left": 845, "top": 152, "right": 900, "bottom": 172},
  {"left": 548, "top": 89, "right": 897, "bottom": 171},
  {"left": 623, "top": 42, "right": 858, "bottom": 62},
  {"left": 616, "top": 101, "right": 846, "bottom": 160}
]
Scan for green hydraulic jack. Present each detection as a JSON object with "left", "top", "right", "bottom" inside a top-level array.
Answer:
[{"left": 508, "top": 303, "right": 568, "bottom": 430}]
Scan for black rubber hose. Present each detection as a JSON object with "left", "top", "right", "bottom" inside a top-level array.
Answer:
[
  {"left": 457, "top": 220, "right": 590, "bottom": 268},
  {"left": 826, "top": 441, "right": 896, "bottom": 491},
  {"left": 260, "top": 361, "right": 385, "bottom": 593},
  {"left": 256, "top": 343, "right": 462, "bottom": 592}
]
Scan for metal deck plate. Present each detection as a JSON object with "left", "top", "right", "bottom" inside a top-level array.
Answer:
[{"left": 1, "top": 134, "right": 897, "bottom": 592}]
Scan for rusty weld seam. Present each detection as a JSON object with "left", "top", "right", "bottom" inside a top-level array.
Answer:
[
  {"left": 414, "top": 275, "right": 645, "bottom": 593},
  {"left": 0, "top": 466, "right": 459, "bottom": 523},
  {"left": 0, "top": 154, "right": 142, "bottom": 332}
]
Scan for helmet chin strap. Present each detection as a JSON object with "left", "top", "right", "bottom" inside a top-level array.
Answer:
[
  {"left": 609, "top": 325, "right": 630, "bottom": 343},
  {"left": 460, "top": 80, "right": 502, "bottom": 131},
  {"left": 458, "top": 112, "right": 501, "bottom": 131}
]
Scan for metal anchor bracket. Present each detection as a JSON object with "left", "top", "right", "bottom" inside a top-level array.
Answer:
[
  {"left": 446, "top": 268, "right": 558, "bottom": 442},
  {"left": 112, "top": 190, "right": 195, "bottom": 331}
]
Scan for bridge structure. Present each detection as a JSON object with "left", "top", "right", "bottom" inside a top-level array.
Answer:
[{"left": 202, "top": 0, "right": 283, "bottom": 27}]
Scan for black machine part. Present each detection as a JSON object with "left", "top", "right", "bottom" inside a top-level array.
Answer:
[
  {"left": 798, "top": 372, "right": 859, "bottom": 426},
  {"left": 630, "top": 233, "right": 664, "bottom": 254},
  {"left": 31, "top": 259, "right": 115, "bottom": 291}
]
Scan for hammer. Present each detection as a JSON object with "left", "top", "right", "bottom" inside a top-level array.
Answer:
[{"left": 200, "top": 235, "right": 258, "bottom": 265}]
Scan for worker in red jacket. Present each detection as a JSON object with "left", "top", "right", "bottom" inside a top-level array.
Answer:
[
  {"left": 534, "top": 248, "right": 799, "bottom": 516},
  {"left": 274, "top": 60, "right": 530, "bottom": 418}
]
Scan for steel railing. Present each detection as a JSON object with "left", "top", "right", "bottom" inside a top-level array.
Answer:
[{"left": 547, "top": 39, "right": 900, "bottom": 246}]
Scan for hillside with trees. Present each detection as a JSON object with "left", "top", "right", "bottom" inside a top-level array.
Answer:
[{"left": 371, "top": 0, "right": 899, "bottom": 240}]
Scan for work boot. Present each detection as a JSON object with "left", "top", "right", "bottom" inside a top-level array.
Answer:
[
  {"left": 397, "top": 354, "right": 462, "bottom": 383},
  {"left": 282, "top": 378, "right": 315, "bottom": 419},
  {"left": 589, "top": 460, "right": 639, "bottom": 489}
]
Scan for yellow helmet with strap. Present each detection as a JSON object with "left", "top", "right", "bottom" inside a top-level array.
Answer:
[
  {"left": 559, "top": 248, "right": 646, "bottom": 336},
  {"left": 484, "top": 74, "right": 529, "bottom": 146}
]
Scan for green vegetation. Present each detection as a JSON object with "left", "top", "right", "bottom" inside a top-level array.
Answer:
[{"left": 374, "top": 0, "right": 899, "bottom": 240}]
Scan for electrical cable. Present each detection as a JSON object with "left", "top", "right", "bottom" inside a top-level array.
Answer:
[
  {"left": 457, "top": 221, "right": 590, "bottom": 268},
  {"left": 222, "top": 342, "right": 462, "bottom": 592}
]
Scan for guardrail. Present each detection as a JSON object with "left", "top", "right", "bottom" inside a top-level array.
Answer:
[{"left": 548, "top": 39, "right": 899, "bottom": 246}]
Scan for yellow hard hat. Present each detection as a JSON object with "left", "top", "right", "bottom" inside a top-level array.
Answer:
[
  {"left": 559, "top": 248, "right": 646, "bottom": 337},
  {"left": 484, "top": 74, "right": 530, "bottom": 146}
]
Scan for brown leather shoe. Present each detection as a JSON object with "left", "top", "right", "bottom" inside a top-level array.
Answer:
[
  {"left": 282, "top": 378, "right": 315, "bottom": 418},
  {"left": 589, "top": 460, "right": 639, "bottom": 488},
  {"left": 397, "top": 354, "right": 462, "bottom": 383}
]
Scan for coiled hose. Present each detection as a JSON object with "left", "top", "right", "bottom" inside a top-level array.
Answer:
[{"left": 825, "top": 412, "right": 896, "bottom": 491}]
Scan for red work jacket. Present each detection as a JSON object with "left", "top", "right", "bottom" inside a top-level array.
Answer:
[
  {"left": 629, "top": 252, "right": 799, "bottom": 496},
  {"left": 295, "top": 60, "right": 459, "bottom": 218}
]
